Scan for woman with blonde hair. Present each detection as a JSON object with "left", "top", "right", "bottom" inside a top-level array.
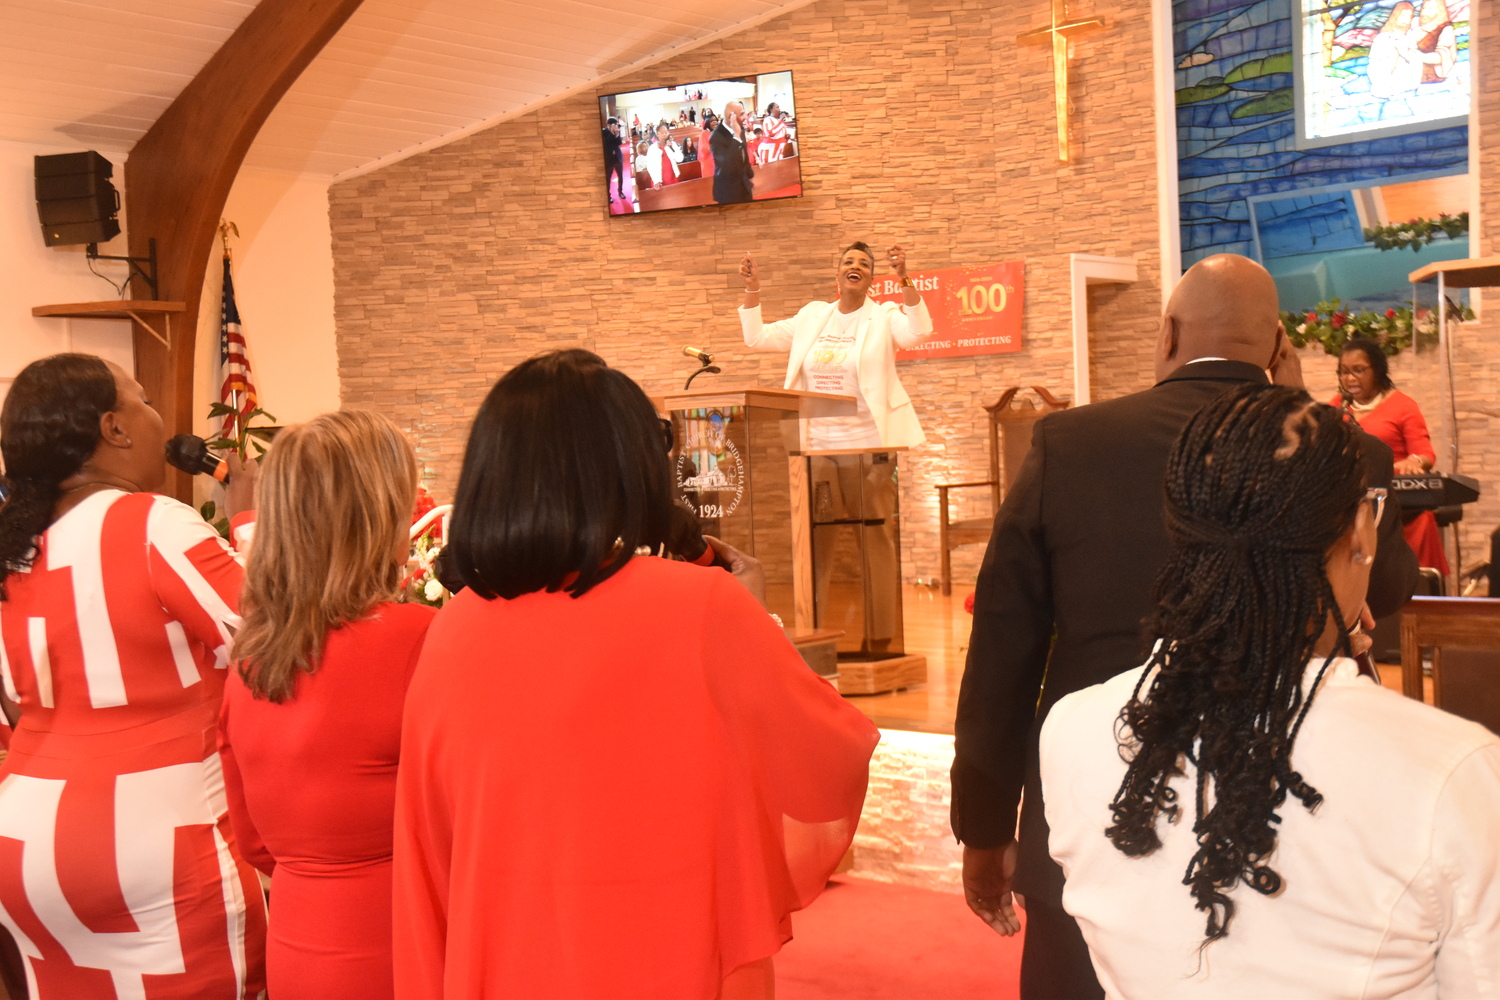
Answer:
[{"left": 219, "top": 409, "right": 433, "bottom": 1000}]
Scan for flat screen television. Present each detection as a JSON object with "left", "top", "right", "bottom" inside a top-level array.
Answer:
[
  {"left": 598, "top": 71, "right": 801, "bottom": 216},
  {"left": 1294, "top": 0, "right": 1470, "bottom": 147}
]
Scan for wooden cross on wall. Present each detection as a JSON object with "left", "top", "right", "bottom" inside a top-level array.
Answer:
[{"left": 1017, "top": 0, "right": 1106, "bottom": 162}]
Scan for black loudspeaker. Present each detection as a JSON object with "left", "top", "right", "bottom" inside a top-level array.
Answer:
[{"left": 35, "top": 151, "right": 121, "bottom": 247}]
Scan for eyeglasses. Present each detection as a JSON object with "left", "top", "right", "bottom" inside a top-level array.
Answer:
[
  {"left": 1365, "top": 486, "right": 1388, "bottom": 525},
  {"left": 1337, "top": 365, "right": 1372, "bottom": 378}
]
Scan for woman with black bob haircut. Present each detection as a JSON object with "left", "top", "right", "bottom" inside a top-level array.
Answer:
[
  {"left": 444, "top": 347, "right": 672, "bottom": 598},
  {"left": 1040, "top": 383, "right": 1500, "bottom": 997},
  {"left": 393, "top": 349, "right": 878, "bottom": 1000}
]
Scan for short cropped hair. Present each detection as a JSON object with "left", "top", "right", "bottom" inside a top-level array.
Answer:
[
  {"left": 840, "top": 241, "right": 876, "bottom": 268},
  {"left": 447, "top": 349, "right": 672, "bottom": 600}
]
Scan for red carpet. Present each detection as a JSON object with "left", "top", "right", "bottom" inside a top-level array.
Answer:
[{"left": 776, "top": 876, "right": 1023, "bottom": 999}]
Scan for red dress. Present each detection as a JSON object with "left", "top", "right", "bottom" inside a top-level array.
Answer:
[
  {"left": 0, "top": 489, "right": 266, "bottom": 998},
  {"left": 393, "top": 557, "right": 878, "bottom": 999},
  {"left": 1331, "top": 390, "right": 1449, "bottom": 574},
  {"left": 219, "top": 602, "right": 435, "bottom": 1000}
]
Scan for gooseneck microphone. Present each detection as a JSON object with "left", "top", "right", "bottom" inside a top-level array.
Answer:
[
  {"left": 166, "top": 434, "right": 229, "bottom": 483},
  {"left": 682, "top": 346, "right": 714, "bottom": 365}
]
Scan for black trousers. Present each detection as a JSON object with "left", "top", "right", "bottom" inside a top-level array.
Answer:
[{"left": 1020, "top": 898, "right": 1104, "bottom": 999}]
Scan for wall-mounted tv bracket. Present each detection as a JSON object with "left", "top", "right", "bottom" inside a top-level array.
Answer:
[{"left": 86, "top": 237, "right": 158, "bottom": 300}]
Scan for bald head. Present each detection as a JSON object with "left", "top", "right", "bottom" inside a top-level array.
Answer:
[{"left": 1156, "top": 254, "right": 1283, "bottom": 381}]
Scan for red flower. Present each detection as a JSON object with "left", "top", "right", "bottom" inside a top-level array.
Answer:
[
  {"left": 412, "top": 485, "right": 443, "bottom": 541},
  {"left": 964, "top": 591, "right": 976, "bottom": 615},
  {"left": 1305, "top": 312, "right": 1318, "bottom": 324},
  {"left": 1385, "top": 308, "right": 1396, "bottom": 319},
  {"left": 1331, "top": 313, "right": 1346, "bottom": 329}
]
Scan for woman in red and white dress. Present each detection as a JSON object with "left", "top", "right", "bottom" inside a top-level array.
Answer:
[
  {"left": 0, "top": 353, "right": 266, "bottom": 999},
  {"left": 644, "top": 123, "right": 682, "bottom": 188},
  {"left": 761, "top": 104, "right": 788, "bottom": 162}
]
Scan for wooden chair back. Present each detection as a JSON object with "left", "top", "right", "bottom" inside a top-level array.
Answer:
[
  {"left": 936, "top": 386, "right": 1068, "bottom": 595},
  {"left": 984, "top": 386, "right": 1070, "bottom": 509},
  {"left": 1399, "top": 596, "right": 1500, "bottom": 734}
]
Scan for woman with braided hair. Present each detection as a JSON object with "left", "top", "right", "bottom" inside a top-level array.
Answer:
[{"left": 1039, "top": 383, "right": 1500, "bottom": 998}]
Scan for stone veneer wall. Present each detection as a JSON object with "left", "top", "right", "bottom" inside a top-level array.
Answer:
[
  {"left": 329, "top": 0, "right": 1164, "bottom": 585},
  {"left": 1459, "top": 4, "right": 1499, "bottom": 582},
  {"left": 852, "top": 730, "right": 962, "bottom": 890}
]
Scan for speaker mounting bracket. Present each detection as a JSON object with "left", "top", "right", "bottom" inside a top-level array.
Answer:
[{"left": 86, "top": 237, "right": 158, "bottom": 300}]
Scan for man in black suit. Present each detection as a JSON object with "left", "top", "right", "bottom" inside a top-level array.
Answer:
[
  {"left": 951, "top": 254, "right": 1418, "bottom": 998},
  {"left": 601, "top": 117, "right": 627, "bottom": 202},
  {"left": 709, "top": 101, "right": 755, "bottom": 205}
]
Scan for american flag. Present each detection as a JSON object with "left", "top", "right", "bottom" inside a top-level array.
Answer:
[{"left": 218, "top": 255, "right": 258, "bottom": 440}]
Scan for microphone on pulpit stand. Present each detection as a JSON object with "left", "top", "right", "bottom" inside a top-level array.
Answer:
[
  {"left": 681, "top": 345, "right": 721, "bottom": 390},
  {"left": 166, "top": 434, "right": 230, "bottom": 482}
]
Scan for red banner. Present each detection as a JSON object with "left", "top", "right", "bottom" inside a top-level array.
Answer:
[{"left": 873, "top": 261, "right": 1025, "bottom": 361}]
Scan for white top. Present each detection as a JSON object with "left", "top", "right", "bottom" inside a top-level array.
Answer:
[
  {"left": 802, "top": 304, "right": 880, "bottom": 448},
  {"left": 1041, "top": 656, "right": 1500, "bottom": 999},
  {"left": 738, "top": 297, "right": 934, "bottom": 449}
]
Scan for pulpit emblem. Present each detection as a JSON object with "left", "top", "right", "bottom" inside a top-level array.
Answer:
[{"left": 674, "top": 439, "right": 745, "bottom": 520}]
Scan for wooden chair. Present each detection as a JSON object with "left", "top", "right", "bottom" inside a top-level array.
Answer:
[
  {"left": 936, "top": 386, "right": 1069, "bottom": 595},
  {"left": 1399, "top": 596, "right": 1500, "bottom": 734}
]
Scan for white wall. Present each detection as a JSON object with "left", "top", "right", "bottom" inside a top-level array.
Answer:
[
  {"left": 0, "top": 138, "right": 135, "bottom": 412},
  {"left": 1, "top": 143, "right": 339, "bottom": 493},
  {"left": 189, "top": 165, "right": 340, "bottom": 505},
  {"left": 192, "top": 165, "right": 340, "bottom": 441}
]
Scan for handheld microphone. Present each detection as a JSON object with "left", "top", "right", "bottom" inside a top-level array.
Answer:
[
  {"left": 1340, "top": 392, "right": 1360, "bottom": 425},
  {"left": 166, "top": 434, "right": 229, "bottom": 483},
  {"left": 666, "top": 501, "right": 728, "bottom": 570},
  {"left": 682, "top": 346, "right": 714, "bottom": 365}
]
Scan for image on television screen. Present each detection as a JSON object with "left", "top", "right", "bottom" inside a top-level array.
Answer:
[
  {"left": 1296, "top": 0, "right": 1470, "bottom": 146},
  {"left": 598, "top": 71, "right": 801, "bottom": 217}
]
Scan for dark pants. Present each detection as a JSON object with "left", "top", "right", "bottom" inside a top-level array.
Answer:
[
  {"left": 1020, "top": 898, "right": 1104, "bottom": 1000},
  {"left": 605, "top": 155, "right": 625, "bottom": 193}
]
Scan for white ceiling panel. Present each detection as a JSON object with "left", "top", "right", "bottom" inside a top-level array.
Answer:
[{"left": 0, "top": 0, "right": 813, "bottom": 177}]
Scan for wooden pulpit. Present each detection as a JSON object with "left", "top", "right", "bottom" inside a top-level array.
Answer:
[{"left": 660, "top": 386, "right": 856, "bottom": 634}]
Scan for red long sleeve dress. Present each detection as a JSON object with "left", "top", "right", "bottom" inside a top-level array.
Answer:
[
  {"left": 1332, "top": 389, "right": 1449, "bottom": 574},
  {"left": 0, "top": 489, "right": 266, "bottom": 998},
  {"left": 219, "top": 601, "right": 434, "bottom": 1000},
  {"left": 393, "top": 556, "right": 879, "bottom": 999}
]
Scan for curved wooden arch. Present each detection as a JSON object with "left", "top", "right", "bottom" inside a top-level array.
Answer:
[{"left": 125, "top": 0, "right": 365, "bottom": 498}]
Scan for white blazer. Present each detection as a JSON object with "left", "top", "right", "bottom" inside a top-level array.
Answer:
[
  {"left": 644, "top": 140, "right": 682, "bottom": 186},
  {"left": 739, "top": 298, "right": 934, "bottom": 448}
]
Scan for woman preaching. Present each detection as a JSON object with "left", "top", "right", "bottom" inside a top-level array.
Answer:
[
  {"left": 738, "top": 241, "right": 933, "bottom": 449},
  {"left": 738, "top": 242, "right": 933, "bottom": 654}
]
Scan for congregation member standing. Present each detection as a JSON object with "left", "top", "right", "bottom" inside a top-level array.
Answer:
[
  {"left": 644, "top": 123, "right": 682, "bottom": 189},
  {"left": 696, "top": 111, "right": 717, "bottom": 184},
  {"left": 393, "top": 349, "right": 877, "bottom": 999},
  {"left": 601, "top": 116, "right": 628, "bottom": 203},
  {"left": 1042, "top": 384, "right": 1500, "bottom": 996},
  {"left": 710, "top": 100, "right": 755, "bottom": 204},
  {"left": 761, "top": 103, "right": 788, "bottom": 161},
  {"left": 219, "top": 410, "right": 433, "bottom": 1000},
  {"left": 0, "top": 353, "right": 266, "bottom": 998},
  {"left": 951, "top": 255, "right": 1418, "bottom": 998}
]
